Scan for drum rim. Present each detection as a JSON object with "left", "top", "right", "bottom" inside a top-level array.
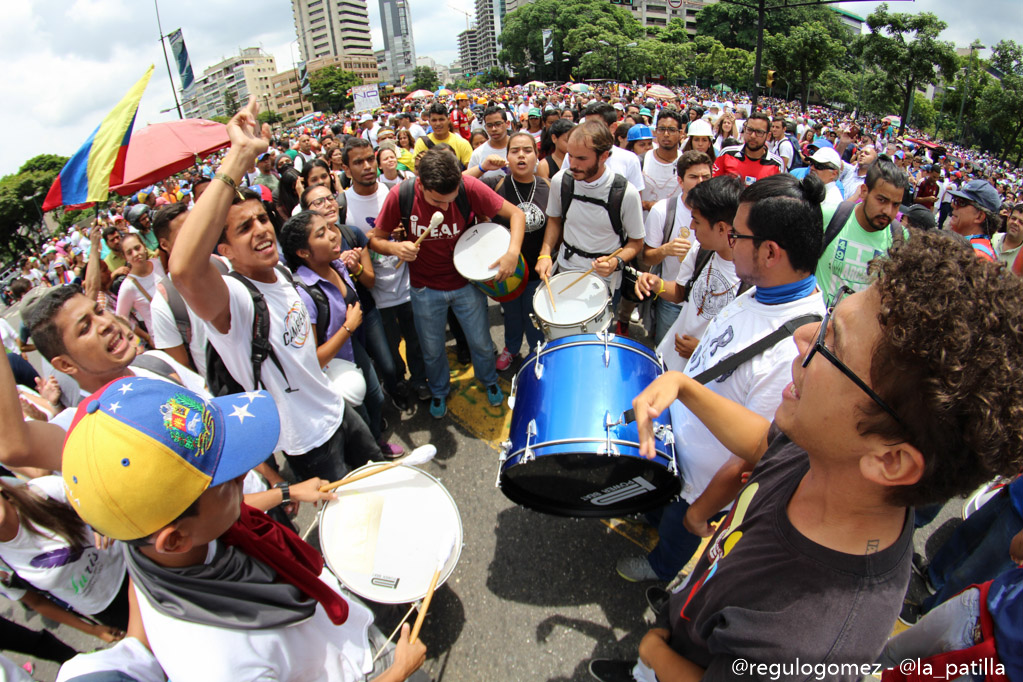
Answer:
[
  {"left": 516, "top": 335, "right": 662, "bottom": 378},
  {"left": 317, "top": 463, "right": 464, "bottom": 604},
  {"left": 453, "top": 222, "right": 511, "bottom": 282},
  {"left": 532, "top": 271, "right": 610, "bottom": 326}
]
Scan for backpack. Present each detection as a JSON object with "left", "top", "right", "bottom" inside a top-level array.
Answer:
[
  {"left": 155, "top": 256, "right": 229, "bottom": 368},
  {"left": 397, "top": 177, "right": 473, "bottom": 235},
  {"left": 204, "top": 267, "right": 297, "bottom": 397},
  {"left": 784, "top": 134, "right": 806, "bottom": 170},
  {"left": 822, "top": 200, "right": 904, "bottom": 256},
  {"left": 560, "top": 172, "right": 630, "bottom": 259},
  {"left": 681, "top": 249, "right": 751, "bottom": 303},
  {"left": 337, "top": 191, "right": 348, "bottom": 223}
]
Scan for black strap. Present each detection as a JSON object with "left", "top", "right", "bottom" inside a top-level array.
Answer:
[
  {"left": 337, "top": 191, "right": 348, "bottom": 224},
  {"left": 226, "top": 271, "right": 293, "bottom": 392},
  {"left": 692, "top": 313, "right": 822, "bottom": 385},
  {"left": 156, "top": 277, "right": 192, "bottom": 346},
  {"left": 681, "top": 249, "right": 714, "bottom": 303},
  {"left": 823, "top": 200, "right": 905, "bottom": 254},
  {"left": 130, "top": 354, "right": 184, "bottom": 386},
  {"left": 398, "top": 177, "right": 472, "bottom": 235},
  {"left": 560, "top": 173, "right": 628, "bottom": 247},
  {"left": 293, "top": 278, "right": 331, "bottom": 343}
]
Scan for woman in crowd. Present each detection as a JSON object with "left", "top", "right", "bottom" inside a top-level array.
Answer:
[
  {"left": 469, "top": 129, "right": 489, "bottom": 150},
  {"left": 713, "top": 112, "right": 739, "bottom": 152},
  {"left": 539, "top": 119, "right": 575, "bottom": 178},
  {"left": 681, "top": 119, "right": 716, "bottom": 162},
  {"left": 376, "top": 142, "right": 411, "bottom": 191},
  {"left": 327, "top": 147, "right": 348, "bottom": 191},
  {"left": 276, "top": 167, "right": 303, "bottom": 219},
  {"left": 114, "top": 232, "right": 165, "bottom": 348},
  {"left": 395, "top": 128, "right": 416, "bottom": 172}
]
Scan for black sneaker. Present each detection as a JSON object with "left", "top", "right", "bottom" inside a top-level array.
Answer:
[
  {"left": 415, "top": 384, "right": 431, "bottom": 402},
  {"left": 588, "top": 659, "right": 636, "bottom": 682},
  {"left": 898, "top": 599, "right": 922, "bottom": 626},
  {"left": 911, "top": 553, "right": 937, "bottom": 595},
  {"left": 389, "top": 384, "right": 411, "bottom": 412},
  {"left": 646, "top": 585, "right": 670, "bottom": 612}
]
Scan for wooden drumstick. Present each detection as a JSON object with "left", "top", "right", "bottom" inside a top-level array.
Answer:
[
  {"left": 558, "top": 247, "right": 624, "bottom": 294},
  {"left": 543, "top": 276, "right": 556, "bottom": 312},
  {"left": 319, "top": 445, "right": 437, "bottom": 492},
  {"left": 410, "top": 533, "right": 456, "bottom": 645},
  {"left": 413, "top": 211, "right": 444, "bottom": 247}
]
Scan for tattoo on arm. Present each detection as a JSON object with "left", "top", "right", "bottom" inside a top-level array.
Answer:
[{"left": 865, "top": 539, "right": 879, "bottom": 554}]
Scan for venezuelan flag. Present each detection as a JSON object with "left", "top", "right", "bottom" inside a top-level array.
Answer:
[{"left": 43, "top": 66, "right": 154, "bottom": 211}]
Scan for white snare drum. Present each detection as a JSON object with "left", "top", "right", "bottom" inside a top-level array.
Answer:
[
  {"left": 531, "top": 271, "right": 613, "bottom": 340},
  {"left": 318, "top": 464, "right": 463, "bottom": 604}
]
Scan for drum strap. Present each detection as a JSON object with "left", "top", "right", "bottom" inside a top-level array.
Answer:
[{"left": 692, "top": 313, "right": 822, "bottom": 385}]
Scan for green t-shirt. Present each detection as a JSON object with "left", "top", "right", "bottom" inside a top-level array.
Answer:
[{"left": 815, "top": 204, "right": 906, "bottom": 304}]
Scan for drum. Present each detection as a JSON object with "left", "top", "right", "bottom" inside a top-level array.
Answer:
[
  {"left": 453, "top": 222, "right": 529, "bottom": 302},
  {"left": 530, "top": 271, "right": 613, "bottom": 341},
  {"left": 318, "top": 464, "right": 463, "bottom": 604},
  {"left": 499, "top": 332, "right": 680, "bottom": 517}
]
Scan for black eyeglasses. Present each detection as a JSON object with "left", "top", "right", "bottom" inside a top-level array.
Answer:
[
  {"left": 952, "top": 196, "right": 975, "bottom": 209},
  {"left": 727, "top": 231, "right": 761, "bottom": 247},
  {"left": 745, "top": 128, "right": 769, "bottom": 137},
  {"left": 802, "top": 286, "right": 906, "bottom": 428}
]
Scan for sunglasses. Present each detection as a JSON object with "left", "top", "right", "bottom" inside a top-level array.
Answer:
[{"left": 952, "top": 196, "right": 975, "bottom": 209}]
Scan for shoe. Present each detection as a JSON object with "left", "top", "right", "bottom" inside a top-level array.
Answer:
[
  {"left": 379, "top": 442, "right": 404, "bottom": 460},
  {"left": 898, "top": 599, "right": 922, "bottom": 626},
  {"left": 646, "top": 585, "right": 670, "bottom": 612},
  {"left": 630, "top": 307, "right": 641, "bottom": 323},
  {"left": 496, "top": 347, "right": 515, "bottom": 371},
  {"left": 429, "top": 397, "right": 447, "bottom": 419},
  {"left": 615, "top": 321, "right": 630, "bottom": 338},
  {"left": 486, "top": 383, "right": 504, "bottom": 407},
  {"left": 415, "top": 384, "right": 431, "bottom": 402},
  {"left": 588, "top": 659, "right": 636, "bottom": 682},
  {"left": 911, "top": 553, "right": 937, "bottom": 594},
  {"left": 380, "top": 416, "right": 389, "bottom": 432},
  {"left": 456, "top": 347, "right": 471, "bottom": 365},
  {"left": 389, "top": 383, "right": 411, "bottom": 412},
  {"left": 616, "top": 556, "right": 659, "bottom": 582}
]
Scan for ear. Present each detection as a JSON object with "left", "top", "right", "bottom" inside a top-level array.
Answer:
[
  {"left": 860, "top": 442, "right": 925, "bottom": 490},
  {"left": 152, "top": 524, "right": 195, "bottom": 555},
  {"left": 50, "top": 354, "right": 77, "bottom": 376},
  {"left": 296, "top": 247, "right": 311, "bottom": 262},
  {"left": 216, "top": 240, "right": 233, "bottom": 260},
  {"left": 857, "top": 183, "right": 868, "bottom": 202}
]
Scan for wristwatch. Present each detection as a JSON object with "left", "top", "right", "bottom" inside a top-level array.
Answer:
[
  {"left": 274, "top": 481, "right": 291, "bottom": 505},
  {"left": 615, "top": 256, "right": 625, "bottom": 271}
]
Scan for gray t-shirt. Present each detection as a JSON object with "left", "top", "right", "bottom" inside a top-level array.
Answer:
[{"left": 664, "top": 425, "right": 913, "bottom": 680}]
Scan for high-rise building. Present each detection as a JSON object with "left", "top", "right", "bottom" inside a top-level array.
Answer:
[
  {"left": 458, "top": 25, "right": 481, "bottom": 77},
  {"left": 473, "top": 0, "right": 504, "bottom": 72},
  {"left": 182, "top": 47, "right": 277, "bottom": 120},
  {"left": 379, "top": 0, "right": 417, "bottom": 84},
  {"left": 291, "top": 0, "right": 374, "bottom": 61}
]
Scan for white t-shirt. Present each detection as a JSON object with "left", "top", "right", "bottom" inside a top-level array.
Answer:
[
  {"left": 135, "top": 552, "right": 375, "bottom": 682},
  {"left": 670, "top": 290, "right": 825, "bottom": 503},
  {"left": 546, "top": 168, "right": 646, "bottom": 290},
  {"left": 768, "top": 137, "right": 795, "bottom": 171},
  {"left": 204, "top": 274, "right": 343, "bottom": 455},
  {"left": 468, "top": 140, "right": 510, "bottom": 183},
  {"left": 150, "top": 278, "right": 210, "bottom": 379},
  {"left": 345, "top": 184, "right": 410, "bottom": 309},
  {"left": 0, "top": 655, "right": 32, "bottom": 682},
  {"left": 115, "top": 259, "right": 166, "bottom": 334},
  {"left": 656, "top": 250, "right": 740, "bottom": 373},
  {"left": 559, "top": 145, "right": 646, "bottom": 192},
  {"left": 0, "top": 476, "right": 125, "bottom": 615},
  {"left": 407, "top": 123, "right": 427, "bottom": 141},
  {"left": 640, "top": 150, "right": 681, "bottom": 208},
  {"left": 644, "top": 194, "right": 693, "bottom": 285},
  {"left": 56, "top": 638, "right": 165, "bottom": 682},
  {"left": 0, "top": 318, "right": 19, "bottom": 354}
]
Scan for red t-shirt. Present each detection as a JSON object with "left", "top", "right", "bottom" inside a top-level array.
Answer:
[
  {"left": 450, "top": 108, "right": 472, "bottom": 141},
  {"left": 376, "top": 175, "right": 505, "bottom": 290},
  {"left": 712, "top": 145, "right": 783, "bottom": 185}
]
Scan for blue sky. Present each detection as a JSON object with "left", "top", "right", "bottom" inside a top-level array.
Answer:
[{"left": 0, "top": 0, "right": 1017, "bottom": 176}]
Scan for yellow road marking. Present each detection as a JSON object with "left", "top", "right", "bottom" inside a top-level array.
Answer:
[{"left": 442, "top": 349, "right": 513, "bottom": 449}]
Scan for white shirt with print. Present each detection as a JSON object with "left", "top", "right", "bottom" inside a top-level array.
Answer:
[{"left": 345, "top": 184, "right": 410, "bottom": 309}]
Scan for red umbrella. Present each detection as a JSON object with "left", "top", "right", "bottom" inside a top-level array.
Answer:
[{"left": 110, "top": 119, "right": 229, "bottom": 196}]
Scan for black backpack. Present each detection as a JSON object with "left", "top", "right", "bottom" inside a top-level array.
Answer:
[
  {"left": 397, "top": 177, "right": 473, "bottom": 235},
  {"left": 155, "top": 256, "right": 229, "bottom": 369},
  {"left": 560, "top": 173, "right": 629, "bottom": 258}
]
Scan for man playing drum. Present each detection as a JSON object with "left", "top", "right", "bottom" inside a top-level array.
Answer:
[
  {"left": 368, "top": 148, "right": 525, "bottom": 420},
  {"left": 534, "top": 121, "right": 645, "bottom": 319}
]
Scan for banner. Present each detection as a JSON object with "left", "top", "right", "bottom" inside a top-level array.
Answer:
[
  {"left": 298, "top": 62, "right": 311, "bottom": 96},
  {"left": 167, "top": 29, "right": 195, "bottom": 91},
  {"left": 542, "top": 29, "right": 554, "bottom": 65},
  {"left": 353, "top": 84, "right": 381, "bottom": 112}
]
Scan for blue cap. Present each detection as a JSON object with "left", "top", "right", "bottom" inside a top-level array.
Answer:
[{"left": 627, "top": 124, "right": 653, "bottom": 142}]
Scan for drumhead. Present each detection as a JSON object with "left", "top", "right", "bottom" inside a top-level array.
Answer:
[
  {"left": 453, "top": 223, "right": 510, "bottom": 282},
  {"left": 532, "top": 272, "right": 608, "bottom": 325},
  {"left": 318, "top": 464, "right": 463, "bottom": 603}
]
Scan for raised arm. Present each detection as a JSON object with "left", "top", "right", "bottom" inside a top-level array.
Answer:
[
  {"left": 84, "top": 227, "right": 104, "bottom": 302},
  {"left": 169, "top": 97, "right": 269, "bottom": 333},
  {"left": 534, "top": 215, "right": 562, "bottom": 282},
  {"left": 0, "top": 344, "right": 65, "bottom": 471}
]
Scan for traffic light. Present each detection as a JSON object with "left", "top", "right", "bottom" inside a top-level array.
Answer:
[{"left": 766, "top": 70, "right": 776, "bottom": 88}]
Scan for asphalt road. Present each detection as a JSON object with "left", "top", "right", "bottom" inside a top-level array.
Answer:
[{"left": 2, "top": 300, "right": 966, "bottom": 681}]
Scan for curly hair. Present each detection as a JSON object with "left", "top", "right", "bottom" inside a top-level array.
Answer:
[{"left": 868, "top": 229, "right": 1023, "bottom": 507}]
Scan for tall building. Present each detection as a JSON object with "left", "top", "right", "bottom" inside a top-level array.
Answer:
[
  {"left": 271, "top": 53, "right": 380, "bottom": 123},
  {"left": 182, "top": 47, "right": 277, "bottom": 120},
  {"left": 473, "top": 0, "right": 504, "bottom": 72},
  {"left": 291, "top": 0, "right": 374, "bottom": 61},
  {"left": 458, "top": 25, "right": 482, "bottom": 77},
  {"left": 379, "top": 0, "right": 417, "bottom": 84}
]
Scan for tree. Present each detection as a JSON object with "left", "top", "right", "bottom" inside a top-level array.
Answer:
[
  {"left": 308, "top": 66, "right": 362, "bottom": 112},
  {"left": 765, "top": 21, "right": 846, "bottom": 112},
  {"left": 0, "top": 154, "right": 70, "bottom": 261},
  {"left": 410, "top": 66, "right": 440, "bottom": 93},
  {"left": 223, "top": 90, "right": 240, "bottom": 117},
  {"left": 858, "top": 4, "right": 957, "bottom": 137},
  {"left": 812, "top": 66, "right": 858, "bottom": 109},
  {"left": 978, "top": 40, "right": 1023, "bottom": 161},
  {"left": 695, "top": 1, "right": 851, "bottom": 53},
  {"left": 257, "top": 110, "right": 284, "bottom": 125},
  {"left": 479, "top": 67, "right": 509, "bottom": 87}
]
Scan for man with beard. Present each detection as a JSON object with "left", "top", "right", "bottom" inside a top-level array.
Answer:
[
  {"left": 815, "top": 157, "right": 909, "bottom": 302},
  {"left": 712, "top": 112, "right": 783, "bottom": 185}
]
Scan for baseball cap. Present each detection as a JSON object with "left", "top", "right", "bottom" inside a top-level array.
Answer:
[
  {"left": 639, "top": 107, "right": 652, "bottom": 117},
  {"left": 900, "top": 204, "right": 937, "bottom": 230},
  {"left": 627, "top": 124, "right": 653, "bottom": 142},
  {"left": 809, "top": 147, "right": 842, "bottom": 170},
  {"left": 949, "top": 179, "right": 1001, "bottom": 212},
  {"left": 62, "top": 377, "right": 281, "bottom": 541},
  {"left": 359, "top": 113, "right": 374, "bottom": 123},
  {"left": 687, "top": 119, "right": 713, "bottom": 137},
  {"left": 528, "top": 107, "right": 542, "bottom": 118}
]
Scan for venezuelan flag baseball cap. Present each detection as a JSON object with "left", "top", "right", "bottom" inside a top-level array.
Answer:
[{"left": 62, "top": 377, "right": 281, "bottom": 541}]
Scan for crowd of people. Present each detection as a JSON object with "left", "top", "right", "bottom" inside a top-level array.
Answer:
[{"left": 1, "top": 78, "right": 1023, "bottom": 681}]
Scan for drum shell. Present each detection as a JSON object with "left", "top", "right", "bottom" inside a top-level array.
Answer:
[
  {"left": 453, "top": 222, "right": 529, "bottom": 302},
  {"left": 531, "top": 272, "right": 613, "bottom": 340},
  {"left": 501, "top": 334, "right": 680, "bottom": 517}
]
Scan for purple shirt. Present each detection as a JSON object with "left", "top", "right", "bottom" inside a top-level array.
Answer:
[{"left": 295, "top": 261, "right": 359, "bottom": 362}]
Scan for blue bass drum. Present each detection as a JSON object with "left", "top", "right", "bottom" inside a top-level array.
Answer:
[{"left": 499, "top": 332, "right": 681, "bottom": 517}]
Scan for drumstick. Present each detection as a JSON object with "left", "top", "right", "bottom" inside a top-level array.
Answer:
[
  {"left": 558, "top": 247, "right": 624, "bottom": 294},
  {"left": 371, "top": 602, "right": 419, "bottom": 664},
  {"left": 318, "top": 444, "right": 438, "bottom": 492},
  {"left": 410, "top": 533, "right": 457, "bottom": 645},
  {"left": 543, "top": 276, "right": 556, "bottom": 312},
  {"left": 413, "top": 211, "right": 445, "bottom": 247}
]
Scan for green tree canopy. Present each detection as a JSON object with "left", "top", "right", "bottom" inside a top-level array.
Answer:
[
  {"left": 308, "top": 66, "right": 362, "bottom": 112},
  {"left": 765, "top": 21, "right": 846, "bottom": 112},
  {"left": 858, "top": 3, "right": 957, "bottom": 136},
  {"left": 695, "top": 1, "right": 851, "bottom": 52},
  {"left": 0, "top": 154, "right": 71, "bottom": 260},
  {"left": 978, "top": 40, "right": 1023, "bottom": 161},
  {"left": 410, "top": 66, "right": 440, "bottom": 93}
]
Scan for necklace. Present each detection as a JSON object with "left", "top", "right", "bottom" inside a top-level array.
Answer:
[
  {"left": 697, "top": 258, "right": 738, "bottom": 317},
  {"left": 511, "top": 177, "right": 545, "bottom": 233}
]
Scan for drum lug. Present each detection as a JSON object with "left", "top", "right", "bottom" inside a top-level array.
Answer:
[
  {"left": 602, "top": 331, "right": 611, "bottom": 367},
  {"left": 530, "top": 313, "right": 540, "bottom": 331},
  {"left": 533, "top": 351, "right": 544, "bottom": 380},
  {"left": 509, "top": 372, "right": 518, "bottom": 399},
  {"left": 602, "top": 411, "right": 620, "bottom": 456},
  {"left": 496, "top": 440, "right": 511, "bottom": 488},
  {"left": 523, "top": 420, "right": 537, "bottom": 463}
]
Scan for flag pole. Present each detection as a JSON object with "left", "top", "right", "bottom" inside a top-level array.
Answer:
[{"left": 154, "top": 0, "right": 184, "bottom": 119}]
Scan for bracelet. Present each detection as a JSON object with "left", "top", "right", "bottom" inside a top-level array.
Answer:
[
  {"left": 273, "top": 481, "right": 290, "bottom": 505},
  {"left": 214, "top": 172, "right": 237, "bottom": 191},
  {"left": 655, "top": 280, "right": 666, "bottom": 298},
  {"left": 478, "top": 163, "right": 485, "bottom": 173},
  {"left": 343, "top": 325, "right": 353, "bottom": 335},
  {"left": 353, "top": 263, "right": 364, "bottom": 277},
  {"left": 537, "top": 254, "right": 552, "bottom": 261}
]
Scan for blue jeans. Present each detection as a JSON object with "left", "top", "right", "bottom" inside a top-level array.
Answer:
[
  {"left": 501, "top": 278, "right": 544, "bottom": 356},
  {"left": 922, "top": 489, "right": 1023, "bottom": 613},
  {"left": 653, "top": 296, "right": 682, "bottom": 348},
  {"left": 645, "top": 498, "right": 726, "bottom": 581},
  {"left": 379, "top": 301, "right": 427, "bottom": 389},
  {"left": 351, "top": 337, "right": 385, "bottom": 441},
  {"left": 410, "top": 283, "right": 498, "bottom": 398},
  {"left": 359, "top": 307, "right": 400, "bottom": 396}
]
